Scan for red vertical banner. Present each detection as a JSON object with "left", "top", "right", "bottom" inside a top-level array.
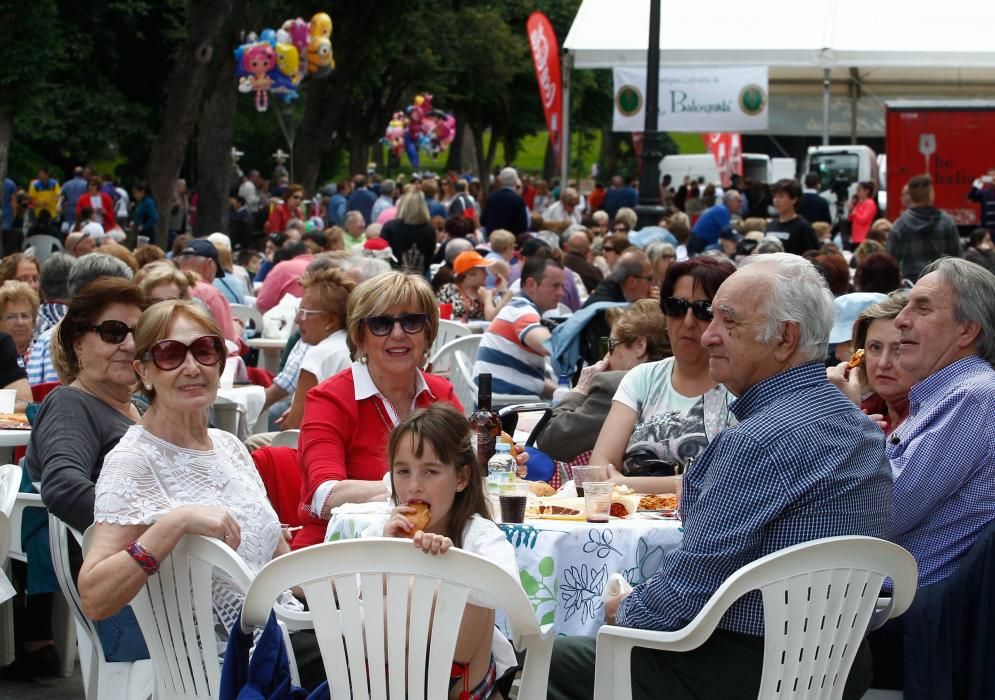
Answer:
[
  {"left": 705, "top": 133, "right": 742, "bottom": 187},
  {"left": 527, "top": 12, "right": 563, "bottom": 162}
]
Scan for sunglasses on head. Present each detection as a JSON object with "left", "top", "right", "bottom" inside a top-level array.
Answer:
[
  {"left": 365, "top": 313, "right": 428, "bottom": 337},
  {"left": 663, "top": 297, "right": 713, "bottom": 322},
  {"left": 87, "top": 320, "right": 137, "bottom": 344},
  {"left": 143, "top": 335, "right": 225, "bottom": 371}
]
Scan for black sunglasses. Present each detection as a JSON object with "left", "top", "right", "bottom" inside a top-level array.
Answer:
[
  {"left": 663, "top": 297, "right": 713, "bottom": 322},
  {"left": 143, "top": 335, "right": 225, "bottom": 371},
  {"left": 607, "top": 337, "right": 628, "bottom": 353},
  {"left": 365, "top": 313, "right": 428, "bottom": 337},
  {"left": 87, "top": 320, "right": 137, "bottom": 345}
]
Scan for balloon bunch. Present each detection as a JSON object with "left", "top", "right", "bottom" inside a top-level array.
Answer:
[
  {"left": 382, "top": 93, "right": 456, "bottom": 169},
  {"left": 235, "top": 12, "right": 334, "bottom": 112}
]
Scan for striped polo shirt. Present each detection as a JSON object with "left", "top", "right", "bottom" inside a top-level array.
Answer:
[{"left": 473, "top": 295, "right": 546, "bottom": 396}]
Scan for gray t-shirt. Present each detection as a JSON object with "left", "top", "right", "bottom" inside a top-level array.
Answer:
[{"left": 25, "top": 386, "right": 137, "bottom": 533}]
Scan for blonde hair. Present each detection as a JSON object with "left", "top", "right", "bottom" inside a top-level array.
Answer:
[
  {"left": 488, "top": 230, "right": 516, "bottom": 255},
  {"left": 133, "top": 244, "right": 166, "bottom": 269},
  {"left": 300, "top": 267, "right": 356, "bottom": 330},
  {"left": 134, "top": 262, "right": 191, "bottom": 299},
  {"left": 396, "top": 192, "right": 430, "bottom": 226},
  {"left": 346, "top": 271, "right": 438, "bottom": 352},
  {"left": 738, "top": 217, "right": 767, "bottom": 234},
  {"left": 0, "top": 281, "right": 40, "bottom": 321},
  {"left": 216, "top": 245, "right": 234, "bottom": 273},
  {"left": 605, "top": 298, "right": 670, "bottom": 361},
  {"left": 614, "top": 207, "right": 638, "bottom": 230},
  {"left": 133, "top": 300, "right": 225, "bottom": 401},
  {"left": 97, "top": 243, "right": 139, "bottom": 274}
]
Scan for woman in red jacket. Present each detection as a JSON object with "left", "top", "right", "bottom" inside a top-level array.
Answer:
[
  {"left": 265, "top": 184, "right": 305, "bottom": 234},
  {"left": 847, "top": 180, "right": 878, "bottom": 246},
  {"left": 293, "top": 271, "right": 462, "bottom": 548},
  {"left": 75, "top": 177, "right": 117, "bottom": 231}
]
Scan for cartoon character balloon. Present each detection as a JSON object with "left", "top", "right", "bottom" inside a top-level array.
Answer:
[
  {"left": 383, "top": 94, "right": 457, "bottom": 168},
  {"left": 235, "top": 11, "right": 334, "bottom": 112}
]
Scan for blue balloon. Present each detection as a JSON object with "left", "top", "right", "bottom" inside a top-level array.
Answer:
[{"left": 259, "top": 28, "right": 277, "bottom": 45}]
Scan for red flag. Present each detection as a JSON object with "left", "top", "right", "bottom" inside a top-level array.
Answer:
[
  {"left": 705, "top": 133, "right": 742, "bottom": 187},
  {"left": 527, "top": 12, "right": 563, "bottom": 162}
]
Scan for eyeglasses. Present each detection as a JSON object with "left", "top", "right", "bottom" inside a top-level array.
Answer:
[
  {"left": 87, "top": 320, "right": 137, "bottom": 344},
  {"left": 607, "top": 337, "right": 628, "bottom": 353},
  {"left": 288, "top": 194, "right": 302, "bottom": 200},
  {"left": 663, "top": 297, "right": 713, "bottom": 322},
  {"left": 612, "top": 226, "right": 628, "bottom": 233},
  {"left": 295, "top": 308, "right": 328, "bottom": 320},
  {"left": 365, "top": 313, "right": 428, "bottom": 337},
  {"left": 633, "top": 275, "right": 654, "bottom": 282},
  {"left": 142, "top": 335, "right": 225, "bottom": 371}
]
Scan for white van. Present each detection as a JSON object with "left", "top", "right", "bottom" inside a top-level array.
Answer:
[{"left": 659, "top": 153, "right": 785, "bottom": 186}]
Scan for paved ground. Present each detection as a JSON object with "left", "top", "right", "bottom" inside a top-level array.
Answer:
[{"left": 0, "top": 664, "right": 84, "bottom": 700}]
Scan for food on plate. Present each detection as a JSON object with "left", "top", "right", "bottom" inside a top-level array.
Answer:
[
  {"left": 528, "top": 496, "right": 586, "bottom": 521},
  {"left": 639, "top": 494, "right": 679, "bottom": 511},
  {"left": 527, "top": 481, "right": 556, "bottom": 497},
  {"left": 406, "top": 501, "right": 431, "bottom": 533},
  {"left": 847, "top": 349, "right": 865, "bottom": 370},
  {"left": 610, "top": 502, "right": 629, "bottom": 518},
  {"left": 613, "top": 484, "right": 635, "bottom": 496},
  {"left": 0, "top": 413, "right": 28, "bottom": 425},
  {"left": 538, "top": 504, "right": 582, "bottom": 517},
  {"left": 610, "top": 492, "right": 642, "bottom": 518}
]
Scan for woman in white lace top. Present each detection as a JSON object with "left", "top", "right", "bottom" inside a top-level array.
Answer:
[{"left": 78, "top": 301, "right": 301, "bottom": 659}]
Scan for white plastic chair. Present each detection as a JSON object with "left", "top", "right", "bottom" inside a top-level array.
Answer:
[
  {"left": 270, "top": 429, "right": 300, "bottom": 449},
  {"left": 453, "top": 350, "right": 543, "bottom": 415},
  {"left": 82, "top": 531, "right": 255, "bottom": 700},
  {"left": 593, "top": 536, "right": 918, "bottom": 700},
  {"left": 50, "top": 514, "right": 153, "bottom": 699},
  {"left": 429, "top": 319, "right": 473, "bottom": 361},
  {"left": 241, "top": 537, "right": 555, "bottom": 700},
  {"left": 230, "top": 303, "right": 264, "bottom": 338},
  {"left": 0, "top": 463, "right": 18, "bottom": 519},
  {"left": 426, "top": 333, "right": 480, "bottom": 379},
  {"left": 23, "top": 234, "right": 64, "bottom": 263}
]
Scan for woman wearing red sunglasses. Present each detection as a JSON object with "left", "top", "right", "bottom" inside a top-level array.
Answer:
[{"left": 76, "top": 300, "right": 323, "bottom": 688}]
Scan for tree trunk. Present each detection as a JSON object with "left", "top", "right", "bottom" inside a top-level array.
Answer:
[
  {"left": 542, "top": 134, "right": 556, "bottom": 182},
  {"left": 461, "top": 124, "right": 477, "bottom": 175},
  {"left": 601, "top": 129, "right": 618, "bottom": 178},
  {"left": 446, "top": 116, "right": 464, "bottom": 173},
  {"left": 484, "top": 128, "right": 500, "bottom": 179},
  {"left": 503, "top": 131, "right": 516, "bottom": 169},
  {"left": 0, "top": 106, "right": 12, "bottom": 186},
  {"left": 348, "top": 115, "right": 368, "bottom": 178},
  {"left": 145, "top": 0, "right": 232, "bottom": 249},
  {"left": 193, "top": 0, "right": 245, "bottom": 238},
  {"left": 472, "top": 125, "right": 490, "bottom": 205}
]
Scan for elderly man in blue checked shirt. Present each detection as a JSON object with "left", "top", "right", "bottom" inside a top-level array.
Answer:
[{"left": 547, "top": 253, "right": 892, "bottom": 700}]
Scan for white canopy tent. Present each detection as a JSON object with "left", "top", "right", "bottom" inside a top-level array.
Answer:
[{"left": 560, "top": 0, "right": 995, "bottom": 181}]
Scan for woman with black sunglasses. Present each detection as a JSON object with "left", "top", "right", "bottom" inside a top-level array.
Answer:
[
  {"left": 16, "top": 278, "right": 149, "bottom": 678},
  {"left": 293, "top": 271, "right": 463, "bottom": 549},
  {"left": 589, "top": 257, "right": 737, "bottom": 494}
]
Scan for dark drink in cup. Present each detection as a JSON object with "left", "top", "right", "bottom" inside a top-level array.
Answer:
[
  {"left": 575, "top": 485, "right": 585, "bottom": 497},
  {"left": 499, "top": 495, "right": 527, "bottom": 523}
]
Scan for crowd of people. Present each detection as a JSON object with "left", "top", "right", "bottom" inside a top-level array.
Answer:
[{"left": 1, "top": 158, "right": 993, "bottom": 699}]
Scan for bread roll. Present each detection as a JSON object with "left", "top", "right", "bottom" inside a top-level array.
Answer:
[
  {"left": 527, "top": 481, "right": 556, "bottom": 497},
  {"left": 407, "top": 502, "right": 431, "bottom": 533}
]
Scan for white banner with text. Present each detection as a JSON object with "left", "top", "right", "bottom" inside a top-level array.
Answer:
[{"left": 613, "top": 66, "right": 769, "bottom": 132}]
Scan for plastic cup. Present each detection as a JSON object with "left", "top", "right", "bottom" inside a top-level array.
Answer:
[
  {"left": 584, "top": 481, "right": 614, "bottom": 523},
  {"left": 572, "top": 465, "right": 606, "bottom": 497},
  {"left": 439, "top": 303, "right": 453, "bottom": 320},
  {"left": 136, "top": 235, "right": 150, "bottom": 247},
  {"left": 498, "top": 482, "right": 530, "bottom": 524},
  {"left": 0, "top": 389, "right": 16, "bottom": 414}
]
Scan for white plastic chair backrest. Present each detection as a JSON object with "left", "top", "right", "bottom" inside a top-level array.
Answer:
[
  {"left": 271, "top": 429, "right": 300, "bottom": 449},
  {"left": 0, "top": 511, "right": 9, "bottom": 575},
  {"left": 427, "top": 333, "right": 481, "bottom": 378},
  {"left": 0, "top": 463, "right": 20, "bottom": 518},
  {"left": 230, "top": 303, "right": 264, "bottom": 334},
  {"left": 23, "top": 234, "right": 64, "bottom": 263},
  {"left": 452, "top": 350, "right": 477, "bottom": 417},
  {"left": 84, "top": 531, "right": 254, "bottom": 700},
  {"left": 241, "top": 538, "right": 554, "bottom": 700},
  {"left": 430, "top": 319, "right": 473, "bottom": 356},
  {"left": 676, "top": 536, "right": 916, "bottom": 698}
]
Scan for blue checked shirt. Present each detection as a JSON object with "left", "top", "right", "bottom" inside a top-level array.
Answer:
[
  {"left": 272, "top": 338, "right": 310, "bottom": 394},
  {"left": 887, "top": 354, "right": 995, "bottom": 586},
  {"left": 617, "top": 362, "right": 893, "bottom": 636}
]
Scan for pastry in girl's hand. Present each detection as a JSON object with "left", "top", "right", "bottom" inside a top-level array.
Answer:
[
  {"left": 407, "top": 501, "right": 431, "bottom": 533},
  {"left": 847, "top": 349, "right": 865, "bottom": 370}
]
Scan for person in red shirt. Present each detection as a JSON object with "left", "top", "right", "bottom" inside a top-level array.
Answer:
[
  {"left": 265, "top": 184, "right": 305, "bottom": 234},
  {"left": 848, "top": 181, "right": 878, "bottom": 246},
  {"left": 293, "top": 271, "right": 462, "bottom": 548},
  {"left": 75, "top": 177, "right": 117, "bottom": 231}
]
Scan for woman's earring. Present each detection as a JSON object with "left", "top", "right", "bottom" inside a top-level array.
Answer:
[
  {"left": 360, "top": 352, "right": 369, "bottom": 364},
  {"left": 145, "top": 384, "right": 152, "bottom": 391}
]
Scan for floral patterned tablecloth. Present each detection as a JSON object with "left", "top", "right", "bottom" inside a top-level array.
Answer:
[{"left": 325, "top": 513, "right": 683, "bottom": 637}]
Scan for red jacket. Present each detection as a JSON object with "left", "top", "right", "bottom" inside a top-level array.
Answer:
[
  {"left": 75, "top": 191, "right": 117, "bottom": 230},
  {"left": 848, "top": 199, "right": 877, "bottom": 245},
  {"left": 265, "top": 202, "right": 303, "bottom": 234},
  {"left": 293, "top": 367, "right": 462, "bottom": 549}
]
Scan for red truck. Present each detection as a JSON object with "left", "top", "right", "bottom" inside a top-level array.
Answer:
[{"left": 886, "top": 100, "right": 995, "bottom": 226}]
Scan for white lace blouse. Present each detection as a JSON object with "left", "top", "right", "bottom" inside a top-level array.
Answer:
[{"left": 94, "top": 425, "right": 285, "bottom": 634}]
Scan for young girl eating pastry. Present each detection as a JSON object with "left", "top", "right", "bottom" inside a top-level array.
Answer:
[{"left": 371, "top": 403, "right": 520, "bottom": 700}]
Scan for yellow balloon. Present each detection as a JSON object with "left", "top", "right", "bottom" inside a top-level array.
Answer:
[
  {"left": 275, "top": 44, "right": 299, "bottom": 77},
  {"left": 310, "top": 12, "right": 332, "bottom": 38}
]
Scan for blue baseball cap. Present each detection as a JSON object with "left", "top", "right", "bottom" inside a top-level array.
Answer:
[{"left": 829, "top": 292, "right": 888, "bottom": 344}]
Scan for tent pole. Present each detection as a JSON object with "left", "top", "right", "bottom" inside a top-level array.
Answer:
[
  {"left": 560, "top": 51, "right": 572, "bottom": 191},
  {"left": 822, "top": 68, "right": 831, "bottom": 146},
  {"left": 635, "top": 0, "right": 665, "bottom": 228}
]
